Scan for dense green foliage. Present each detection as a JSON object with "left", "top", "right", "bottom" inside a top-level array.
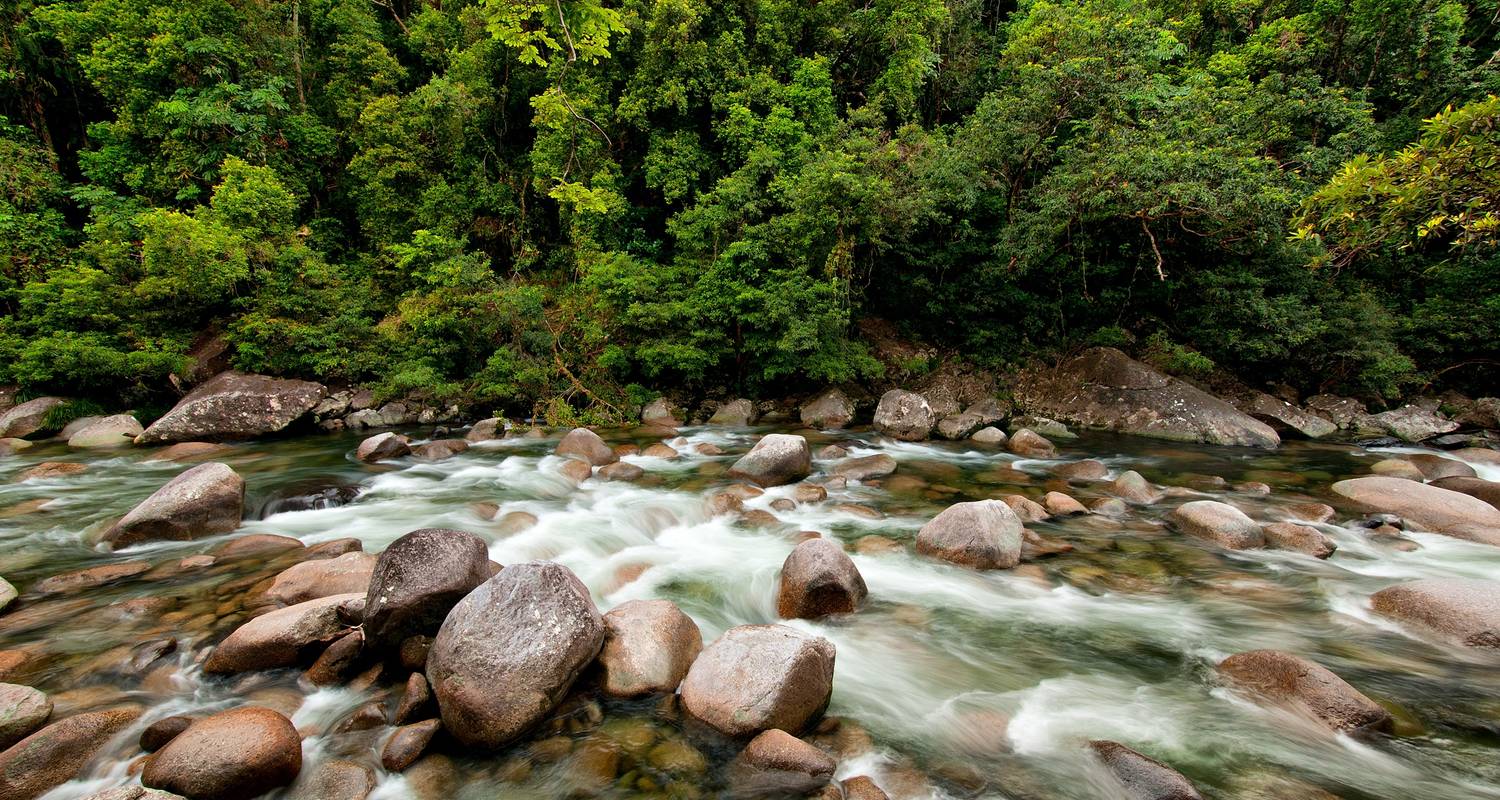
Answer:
[{"left": 2, "top": 0, "right": 1498, "bottom": 415}]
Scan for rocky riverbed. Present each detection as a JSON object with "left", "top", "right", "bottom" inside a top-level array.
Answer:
[{"left": 0, "top": 417, "right": 1499, "bottom": 800}]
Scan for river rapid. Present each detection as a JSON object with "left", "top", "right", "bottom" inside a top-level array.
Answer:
[{"left": 1, "top": 424, "right": 1498, "bottom": 800}]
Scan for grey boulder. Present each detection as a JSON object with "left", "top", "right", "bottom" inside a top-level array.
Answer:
[
  {"left": 137, "top": 371, "right": 326, "bottom": 444},
  {"left": 101, "top": 463, "right": 245, "bottom": 548}
]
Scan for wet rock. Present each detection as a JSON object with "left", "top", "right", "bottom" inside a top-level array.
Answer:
[
  {"left": 465, "top": 418, "right": 507, "bottom": 443},
  {"left": 1167, "top": 501, "right": 1265, "bottom": 550},
  {"left": 382, "top": 719, "right": 442, "bottom": 771},
  {"left": 1007, "top": 428, "right": 1056, "bottom": 458},
  {"left": 79, "top": 789, "right": 182, "bottom": 800},
  {"left": 1406, "top": 454, "right": 1476, "bottom": 481},
  {"left": 1217, "top": 650, "right": 1391, "bottom": 733},
  {"left": 286, "top": 759, "right": 374, "bottom": 800},
  {"left": 215, "top": 533, "right": 304, "bottom": 559},
  {"left": 0, "top": 683, "right": 50, "bottom": 750},
  {"left": 1089, "top": 497, "right": 1129, "bottom": 516},
  {"left": 3, "top": 398, "right": 70, "bottom": 440},
  {"left": 361, "top": 527, "right": 492, "bottom": 648},
  {"left": 101, "top": 463, "right": 245, "bottom": 548},
  {"left": 1087, "top": 740, "right": 1203, "bottom": 800},
  {"left": 710, "top": 399, "right": 757, "bottom": 426},
  {"left": 793, "top": 483, "right": 828, "bottom": 504},
  {"left": 854, "top": 535, "right": 903, "bottom": 555},
  {"left": 1111, "top": 470, "right": 1162, "bottom": 504},
  {"left": 916, "top": 499, "right": 1024, "bottom": 570},
  {"left": 268, "top": 552, "right": 377, "bottom": 606},
  {"left": 138, "top": 371, "right": 326, "bottom": 444},
  {"left": 393, "top": 672, "right": 434, "bottom": 725},
  {"left": 335, "top": 701, "right": 386, "bottom": 733},
  {"left": 935, "top": 413, "right": 985, "bottom": 441},
  {"left": 496, "top": 511, "right": 539, "bottom": 535},
  {"left": 642, "top": 443, "right": 679, "bottom": 458},
  {"left": 873, "top": 390, "right": 935, "bottom": 441},
  {"left": 834, "top": 454, "right": 897, "bottom": 481},
  {"left": 1370, "top": 458, "right": 1425, "bottom": 481},
  {"left": 17, "top": 461, "right": 87, "bottom": 480},
  {"left": 148, "top": 441, "right": 232, "bottom": 462},
  {"left": 560, "top": 458, "right": 593, "bottom": 482},
  {"left": 305, "top": 630, "right": 364, "bottom": 685},
  {"left": 257, "top": 483, "right": 360, "bottom": 517},
  {"left": 140, "top": 715, "right": 195, "bottom": 752},
  {"left": 1453, "top": 446, "right": 1500, "bottom": 466},
  {"left": 1053, "top": 459, "right": 1109, "bottom": 481},
  {"left": 33, "top": 560, "right": 151, "bottom": 594},
  {"left": 1366, "top": 405, "right": 1458, "bottom": 443},
  {"left": 204, "top": 593, "right": 359, "bottom": 674},
  {"left": 1285, "top": 503, "right": 1336, "bottom": 524},
  {"left": 0, "top": 705, "right": 143, "bottom": 800},
  {"left": 0, "top": 438, "right": 32, "bottom": 456},
  {"left": 355, "top": 432, "right": 410, "bottom": 462},
  {"left": 67, "top": 414, "right": 144, "bottom": 448},
  {"left": 680, "top": 624, "right": 835, "bottom": 738},
  {"left": 1261, "top": 522, "right": 1336, "bottom": 558},
  {"left": 143, "top": 706, "right": 302, "bottom": 800},
  {"left": 728, "top": 434, "right": 812, "bottom": 487},
  {"left": 777, "top": 538, "right": 867, "bottom": 619},
  {"left": 1042, "top": 491, "right": 1088, "bottom": 517},
  {"left": 428, "top": 562, "right": 604, "bottom": 749},
  {"left": 842, "top": 775, "right": 891, "bottom": 800},
  {"left": 731, "top": 728, "right": 837, "bottom": 796},
  {"left": 598, "top": 599, "right": 703, "bottom": 698},
  {"left": 1430, "top": 476, "right": 1500, "bottom": 510},
  {"left": 969, "top": 426, "right": 1007, "bottom": 445},
  {"left": 1332, "top": 477, "right": 1500, "bottom": 546},
  {"left": 412, "top": 439, "right": 468, "bottom": 461},
  {"left": 801, "top": 389, "right": 855, "bottom": 429},
  {"left": 833, "top": 503, "right": 882, "bottom": 519},
  {"left": 1016, "top": 348, "right": 1279, "bottom": 448},
  {"left": 1370, "top": 579, "right": 1500, "bottom": 648},
  {"left": 599, "top": 461, "right": 645, "bottom": 481},
  {"left": 1001, "top": 495, "right": 1049, "bottom": 523},
  {"left": 1232, "top": 393, "right": 1337, "bottom": 439},
  {"left": 556, "top": 428, "right": 617, "bottom": 466}
]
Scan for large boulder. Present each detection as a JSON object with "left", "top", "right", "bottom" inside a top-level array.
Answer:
[
  {"left": 0, "top": 683, "right": 50, "bottom": 750},
  {"left": 100, "top": 463, "right": 245, "bottom": 548},
  {"left": 597, "top": 599, "right": 703, "bottom": 698},
  {"left": 1217, "top": 650, "right": 1391, "bottom": 732},
  {"left": 267, "top": 552, "right": 378, "bottom": 606},
  {"left": 1430, "top": 476, "right": 1500, "bottom": 511},
  {"left": 679, "top": 624, "right": 835, "bottom": 738},
  {"left": 1166, "top": 501, "right": 1265, "bottom": 550},
  {"left": 1087, "top": 740, "right": 1203, "bottom": 800},
  {"left": 0, "top": 397, "right": 66, "bottom": 439},
  {"left": 67, "top": 414, "right": 144, "bottom": 448},
  {"left": 641, "top": 397, "right": 685, "bottom": 427},
  {"left": 1331, "top": 477, "right": 1500, "bottom": 546},
  {"left": 361, "top": 528, "right": 492, "bottom": 648},
  {"left": 556, "top": 428, "right": 617, "bottom": 466},
  {"left": 873, "top": 390, "right": 935, "bottom": 441},
  {"left": 1365, "top": 405, "right": 1458, "bottom": 442},
  {"left": 1370, "top": 579, "right": 1500, "bottom": 649},
  {"left": 1232, "top": 393, "right": 1337, "bottom": 439},
  {"left": 727, "top": 434, "right": 812, "bottom": 487},
  {"left": 137, "top": 371, "right": 326, "bottom": 444},
  {"left": 142, "top": 706, "right": 302, "bottom": 800},
  {"left": 800, "top": 389, "right": 856, "bottom": 429},
  {"left": 355, "top": 432, "right": 410, "bottom": 463},
  {"left": 0, "top": 706, "right": 143, "bottom": 800},
  {"left": 428, "top": 562, "right": 605, "bottom": 749},
  {"left": 777, "top": 538, "right": 867, "bottom": 619},
  {"left": 204, "top": 593, "right": 360, "bottom": 674},
  {"left": 1015, "top": 348, "right": 1279, "bottom": 448},
  {"left": 710, "top": 398, "right": 757, "bottom": 426},
  {"left": 915, "top": 499, "right": 1023, "bottom": 569}
]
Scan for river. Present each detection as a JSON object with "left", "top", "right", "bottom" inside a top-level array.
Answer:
[{"left": 1, "top": 425, "right": 1498, "bottom": 800}]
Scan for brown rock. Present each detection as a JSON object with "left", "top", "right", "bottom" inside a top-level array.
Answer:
[
  {"left": 1406, "top": 454, "right": 1476, "bottom": 481},
  {"left": 1167, "top": 501, "right": 1265, "bottom": 549},
  {"left": 267, "top": 552, "right": 377, "bottom": 606},
  {"left": 1087, "top": 740, "right": 1203, "bottom": 800},
  {"left": 0, "top": 706, "right": 143, "bottom": 800},
  {"left": 204, "top": 593, "right": 359, "bottom": 674},
  {"left": 0, "top": 397, "right": 66, "bottom": 439},
  {"left": 101, "top": 462, "right": 245, "bottom": 548},
  {"left": 305, "top": 631, "right": 365, "bottom": 686},
  {"left": 834, "top": 454, "right": 897, "bottom": 482},
  {"left": 142, "top": 706, "right": 302, "bottom": 800},
  {"left": 801, "top": 389, "right": 855, "bottom": 430},
  {"left": 916, "top": 500, "right": 1023, "bottom": 569},
  {"left": 412, "top": 439, "right": 468, "bottom": 461},
  {"left": 285, "top": 759, "right": 374, "bottom": 800},
  {"left": 731, "top": 728, "right": 837, "bottom": 795},
  {"left": 361, "top": 527, "right": 492, "bottom": 648},
  {"left": 777, "top": 538, "right": 867, "bottom": 619},
  {"left": 556, "top": 428, "right": 617, "bottom": 466},
  {"left": 1332, "top": 477, "right": 1500, "bottom": 546},
  {"left": 642, "top": 443, "right": 679, "bottom": 459},
  {"left": 842, "top": 775, "right": 891, "bottom": 800},
  {"left": 1285, "top": 503, "right": 1336, "bottom": 524},
  {"left": 1053, "top": 459, "right": 1109, "bottom": 480},
  {"left": 1217, "top": 650, "right": 1391, "bottom": 733},
  {"left": 17, "top": 461, "right": 88, "bottom": 481},
  {"left": 1370, "top": 459, "right": 1425, "bottom": 481},
  {"left": 395, "top": 672, "right": 433, "bottom": 725},
  {"left": 1001, "top": 495, "right": 1049, "bottom": 523},
  {"left": 560, "top": 458, "right": 593, "bottom": 482},
  {"left": 1006, "top": 428, "right": 1056, "bottom": 458},
  {"left": 1261, "top": 522, "right": 1336, "bottom": 559},
  {"left": 1111, "top": 471, "right": 1162, "bottom": 504},
  {"left": 0, "top": 683, "right": 50, "bottom": 750},
  {"left": 33, "top": 560, "right": 150, "bottom": 594},
  {"left": 873, "top": 390, "right": 935, "bottom": 441},
  {"left": 1370, "top": 579, "right": 1500, "bottom": 648},
  {"left": 140, "top": 715, "right": 195, "bottom": 752},
  {"left": 382, "top": 719, "right": 442, "bottom": 772},
  {"left": 599, "top": 461, "right": 645, "bottom": 481},
  {"left": 598, "top": 599, "right": 703, "bottom": 698},
  {"left": 214, "top": 533, "right": 304, "bottom": 558},
  {"left": 428, "top": 562, "right": 604, "bottom": 749},
  {"left": 355, "top": 432, "right": 410, "bottom": 462},
  {"left": 1429, "top": 476, "right": 1500, "bottom": 511},
  {"left": 728, "top": 434, "right": 813, "bottom": 487},
  {"left": 679, "top": 624, "right": 835, "bottom": 738},
  {"left": 1042, "top": 491, "right": 1088, "bottom": 517},
  {"left": 149, "top": 442, "right": 232, "bottom": 461}
]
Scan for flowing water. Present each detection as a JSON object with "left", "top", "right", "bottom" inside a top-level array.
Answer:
[{"left": 2, "top": 425, "right": 1499, "bottom": 800}]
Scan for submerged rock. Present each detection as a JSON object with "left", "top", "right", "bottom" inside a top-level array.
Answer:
[
  {"left": 0, "top": 705, "right": 143, "bottom": 800},
  {"left": 873, "top": 390, "right": 935, "bottom": 441},
  {"left": 1016, "top": 347, "right": 1279, "bottom": 448},
  {"left": 100, "top": 462, "right": 245, "bottom": 548},
  {"left": 1217, "top": 650, "right": 1391, "bottom": 732},
  {"left": 1167, "top": 501, "right": 1265, "bottom": 550},
  {"left": 728, "top": 434, "right": 812, "bottom": 487},
  {"left": 1332, "top": 477, "right": 1500, "bottom": 546},
  {"left": 556, "top": 428, "right": 617, "bottom": 466},
  {"left": 1370, "top": 579, "right": 1500, "bottom": 649},
  {"left": 777, "top": 538, "right": 867, "bottom": 619},
  {"left": 428, "top": 562, "right": 604, "bottom": 749},
  {"left": 1260, "top": 522, "right": 1336, "bottom": 559},
  {"left": 412, "top": 438, "right": 468, "bottom": 461},
  {"left": 1087, "top": 740, "right": 1203, "bottom": 800},
  {"left": 679, "top": 624, "right": 835, "bottom": 738},
  {"left": 916, "top": 499, "right": 1023, "bottom": 569},
  {"left": 142, "top": 706, "right": 302, "bottom": 800},
  {"left": 598, "top": 599, "right": 703, "bottom": 698},
  {"left": 361, "top": 528, "right": 492, "bottom": 648},
  {"left": 137, "top": 371, "right": 326, "bottom": 444}
]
